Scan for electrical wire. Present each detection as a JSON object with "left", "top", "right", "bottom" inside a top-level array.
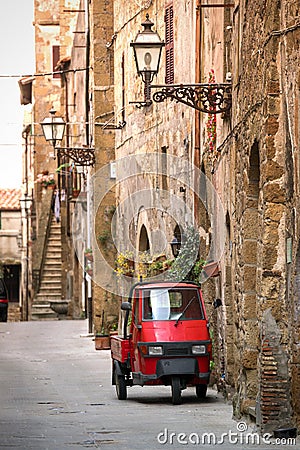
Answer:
[{"left": 0, "top": 67, "right": 92, "bottom": 79}]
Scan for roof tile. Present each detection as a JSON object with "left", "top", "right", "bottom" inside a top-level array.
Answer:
[{"left": 0, "top": 189, "right": 22, "bottom": 210}]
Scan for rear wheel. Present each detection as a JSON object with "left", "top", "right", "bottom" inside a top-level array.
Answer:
[
  {"left": 195, "top": 384, "right": 207, "bottom": 399},
  {"left": 171, "top": 376, "right": 182, "bottom": 405},
  {"left": 115, "top": 370, "right": 127, "bottom": 400}
]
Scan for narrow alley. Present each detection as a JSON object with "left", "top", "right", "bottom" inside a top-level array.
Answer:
[{"left": 0, "top": 320, "right": 297, "bottom": 450}]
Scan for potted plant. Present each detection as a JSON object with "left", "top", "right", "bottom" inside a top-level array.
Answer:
[
  {"left": 85, "top": 265, "right": 93, "bottom": 277},
  {"left": 94, "top": 311, "right": 110, "bottom": 350},
  {"left": 84, "top": 248, "right": 93, "bottom": 262},
  {"left": 72, "top": 188, "right": 80, "bottom": 198},
  {"left": 115, "top": 251, "right": 135, "bottom": 277},
  {"left": 201, "top": 261, "right": 220, "bottom": 279},
  {"left": 36, "top": 172, "right": 56, "bottom": 189},
  {"left": 94, "top": 331, "right": 110, "bottom": 350}
]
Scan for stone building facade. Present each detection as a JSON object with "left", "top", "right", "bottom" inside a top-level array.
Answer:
[
  {"left": 111, "top": 0, "right": 300, "bottom": 433},
  {"left": 32, "top": 0, "right": 85, "bottom": 317},
  {"left": 28, "top": 0, "right": 300, "bottom": 432},
  {"left": 0, "top": 189, "right": 22, "bottom": 321},
  {"left": 201, "top": 0, "right": 300, "bottom": 432}
]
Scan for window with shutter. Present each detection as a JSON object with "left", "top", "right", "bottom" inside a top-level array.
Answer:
[{"left": 165, "top": 3, "right": 174, "bottom": 84}]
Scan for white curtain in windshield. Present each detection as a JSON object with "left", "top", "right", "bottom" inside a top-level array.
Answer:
[{"left": 150, "top": 289, "right": 170, "bottom": 320}]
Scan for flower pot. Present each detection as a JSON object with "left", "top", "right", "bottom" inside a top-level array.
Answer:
[
  {"left": 94, "top": 334, "right": 110, "bottom": 350},
  {"left": 72, "top": 189, "right": 80, "bottom": 198},
  {"left": 202, "top": 261, "right": 220, "bottom": 278},
  {"left": 50, "top": 301, "right": 69, "bottom": 316},
  {"left": 85, "top": 253, "right": 93, "bottom": 262}
]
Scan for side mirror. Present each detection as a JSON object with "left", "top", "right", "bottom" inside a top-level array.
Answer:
[
  {"left": 121, "top": 301, "right": 132, "bottom": 311},
  {"left": 213, "top": 298, "right": 222, "bottom": 309}
]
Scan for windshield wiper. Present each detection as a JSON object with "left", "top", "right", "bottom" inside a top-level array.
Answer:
[{"left": 174, "top": 296, "right": 196, "bottom": 327}]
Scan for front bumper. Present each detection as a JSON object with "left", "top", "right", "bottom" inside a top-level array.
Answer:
[{"left": 132, "top": 358, "right": 210, "bottom": 385}]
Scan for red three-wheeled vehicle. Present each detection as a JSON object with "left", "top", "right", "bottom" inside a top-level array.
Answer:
[{"left": 111, "top": 281, "right": 221, "bottom": 404}]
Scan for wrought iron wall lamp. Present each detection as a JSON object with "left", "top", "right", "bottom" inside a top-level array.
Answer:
[
  {"left": 131, "top": 16, "right": 232, "bottom": 114},
  {"left": 130, "top": 14, "right": 165, "bottom": 106},
  {"left": 40, "top": 109, "right": 95, "bottom": 166}
]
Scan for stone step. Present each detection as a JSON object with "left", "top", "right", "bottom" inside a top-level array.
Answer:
[
  {"left": 44, "top": 263, "right": 61, "bottom": 268},
  {"left": 31, "top": 303, "right": 58, "bottom": 320},
  {"left": 43, "top": 270, "right": 61, "bottom": 275},
  {"left": 35, "top": 294, "right": 63, "bottom": 302},
  {"left": 40, "top": 278, "right": 62, "bottom": 284},
  {"left": 45, "top": 253, "right": 62, "bottom": 258},
  {"left": 38, "top": 289, "right": 62, "bottom": 296},
  {"left": 45, "top": 256, "right": 61, "bottom": 262},
  {"left": 31, "top": 214, "right": 63, "bottom": 320}
]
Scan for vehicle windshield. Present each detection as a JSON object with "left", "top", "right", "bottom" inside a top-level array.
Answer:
[{"left": 142, "top": 288, "right": 204, "bottom": 321}]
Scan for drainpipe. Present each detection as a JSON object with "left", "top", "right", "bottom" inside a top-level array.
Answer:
[
  {"left": 194, "top": 0, "right": 202, "bottom": 225},
  {"left": 85, "top": 0, "right": 93, "bottom": 335},
  {"left": 22, "top": 124, "right": 31, "bottom": 321}
]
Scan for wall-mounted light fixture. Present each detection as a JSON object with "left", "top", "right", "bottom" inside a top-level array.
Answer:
[
  {"left": 19, "top": 196, "right": 33, "bottom": 211},
  {"left": 40, "top": 109, "right": 65, "bottom": 149},
  {"left": 40, "top": 109, "right": 95, "bottom": 166},
  {"left": 131, "top": 16, "right": 232, "bottom": 114},
  {"left": 130, "top": 14, "right": 165, "bottom": 106},
  {"left": 170, "top": 236, "right": 181, "bottom": 258}
]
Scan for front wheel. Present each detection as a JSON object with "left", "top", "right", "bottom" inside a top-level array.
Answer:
[
  {"left": 171, "top": 376, "right": 182, "bottom": 405},
  {"left": 115, "top": 370, "right": 127, "bottom": 400},
  {"left": 195, "top": 384, "right": 207, "bottom": 399}
]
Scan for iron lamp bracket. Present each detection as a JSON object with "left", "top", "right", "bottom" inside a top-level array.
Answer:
[
  {"left": 56, "top": 147, "right": 96, "bottom": 166},
  {"left": 151, "top": 83, "right": 232, "bottom": 114}
]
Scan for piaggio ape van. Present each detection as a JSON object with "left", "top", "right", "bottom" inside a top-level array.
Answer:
[{"left": 111, "top": 281, "right": 221, "bottom": 404}]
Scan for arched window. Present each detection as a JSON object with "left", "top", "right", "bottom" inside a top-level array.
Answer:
[{"left": 139, "top": 225, "right": 150, "bottom": 252}]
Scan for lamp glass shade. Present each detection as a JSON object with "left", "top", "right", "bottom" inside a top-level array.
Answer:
[
  {"left": 20, "top": 196, "right": 33, "bottom": 210},
  {"left": 170, "top": 237, "right": 181, "bottom": 258},
  {"left": 41, "top": 116, "right": 65, "bottom": 147},
  {"left": 130, "top": 16, "right": 165, "bottom": 78},
  {"left": 133, "top": 43, "right": 163, "bottom": 75}
]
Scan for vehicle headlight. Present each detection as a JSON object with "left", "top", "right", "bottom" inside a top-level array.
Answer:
[
  {"left": 192, "top": 345, "right": 206, "bottom": 355},
  {"left": 148, "top": 345, "right": 163, "bottom": 356}
]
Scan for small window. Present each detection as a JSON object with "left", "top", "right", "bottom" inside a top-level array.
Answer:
[{"left": 52, "top": 46, "right": 60, "bottom": 78}]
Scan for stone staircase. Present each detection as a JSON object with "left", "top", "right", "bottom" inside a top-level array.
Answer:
[{"left": 31, "top": 216, "right": 62, "bottom": 320}]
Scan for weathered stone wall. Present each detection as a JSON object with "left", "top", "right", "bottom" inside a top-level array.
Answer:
[
  {"left": 113, "top": 1, "right": 197, "bottom": 269},
  {"left": 33, "top": 0, "right": 81, "bottom": 307},
  {"left": 201, "top": 0, "right": 300, "bottom": 432},
  {"left": 89, "top": 0, "right": 118, "bottom": 333}
]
